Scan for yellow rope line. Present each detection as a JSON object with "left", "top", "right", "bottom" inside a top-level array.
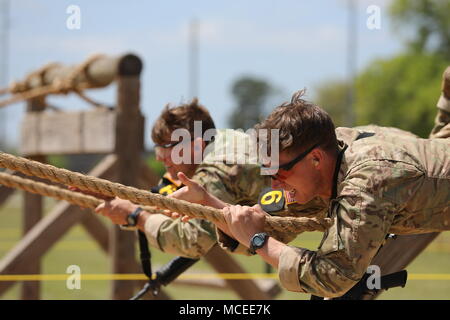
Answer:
[{"left": 1, "top": 273, "right": 450, "bottom": 281}]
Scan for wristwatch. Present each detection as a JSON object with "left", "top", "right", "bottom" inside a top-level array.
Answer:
[
  {"left": 120, "top": 207, "right": 143, "bottom": 231},
  {"left": 249, "top": 232, "right": 269, "bottom": 255}
]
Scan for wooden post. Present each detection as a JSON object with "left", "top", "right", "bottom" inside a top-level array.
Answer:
[
  {"left": 110, "top": 55, "right": 144, "bottom": 299},
  {"left": 21, "top": 96, "right": 46, "bottom": 300}
]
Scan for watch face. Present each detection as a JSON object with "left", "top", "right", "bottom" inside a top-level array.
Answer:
[
  {"left": 253, "top": 234, "right": 265, "bottom": 247},
  {"left": 127, "top": 215, "right": 135, "bottom": 225}
]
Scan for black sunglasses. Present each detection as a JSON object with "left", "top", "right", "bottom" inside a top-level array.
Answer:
[
  {"left": 262, "top": 143, "right": 319, "bottom": 178},
  {"left": 155, "top": 141, "right": 182, "bottom": 149},
  {"left": 155, "top": 138, "right": 195, "bottom": 149}
]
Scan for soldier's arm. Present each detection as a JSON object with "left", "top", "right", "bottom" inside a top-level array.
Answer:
[
  {"left": 190, "top": 166, "right": 256, "bottom": 255},
  {"left": 274, "top": 167, "right": 397, "bottom": 297},
  {"left": 142, "top": 214, "right": 217, "bottom": 259},
  {"left": 223, "top": 190, "right": 329, "bottom": 254},
  {"left": 140, "top": 173, "right": 224, "bottom": 259}
]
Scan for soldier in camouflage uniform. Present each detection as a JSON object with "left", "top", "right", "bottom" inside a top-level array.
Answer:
[
  {"left": 95, "top": 98, "right": 271, "bottom": 258},
  {"left": 176, "top": 72, "right": 450, "bottom": 298}
]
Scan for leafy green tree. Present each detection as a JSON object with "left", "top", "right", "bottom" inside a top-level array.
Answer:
[
  {"left": 228, "top": 77, "right": 273, "bottom": 130},
  {"left": 355, "top": 53, "right": 448, "bottom": 137},
  {"left": 314, "top": 80, "right": 352, "bottom": 128},
  {"left": 389, "top": 0, "right": 450, "bottom": 56},
  {"left": 314, "top": 0, "right": 450, "bottom": 137}
]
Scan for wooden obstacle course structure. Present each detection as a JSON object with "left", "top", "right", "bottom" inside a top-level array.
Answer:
[
  {"left": 0, "top": 53, "right": 443, "bottom": 300},
  {"left": 0, "top": 53, "right": 280, "bottom": 300}
]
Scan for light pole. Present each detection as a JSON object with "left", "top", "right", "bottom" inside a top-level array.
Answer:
[
  {"left": 189, "top": 18, "right": 199, "bottom": 99},
  {"left": 346, "top": 0, "right": 357, "bottom": 127}
]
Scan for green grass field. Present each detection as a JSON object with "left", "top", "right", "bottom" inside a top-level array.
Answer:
[{"left": 1, "top": 193, "right": 449, "bottom": 300}]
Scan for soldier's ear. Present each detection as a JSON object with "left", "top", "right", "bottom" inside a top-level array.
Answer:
[
  {"left": 312, "top": 158, "right": 319, "bottom": 167},
  {"left": 309, "top": 150, "right": 320, "bottom": 167}
]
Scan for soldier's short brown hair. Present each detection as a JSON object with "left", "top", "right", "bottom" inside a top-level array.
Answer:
[
  {"left": 256, "top": 89, "right": 338, "bottom": 155},
  {"left": 152, "top": 98, "right": 216, "bottom": 145}
]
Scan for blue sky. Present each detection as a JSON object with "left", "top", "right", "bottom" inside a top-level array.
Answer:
[{"left": 1, "top": 0, "right": 402, "bottom": 149}]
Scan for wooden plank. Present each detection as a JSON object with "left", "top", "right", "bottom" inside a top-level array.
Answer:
[
  {"left": 39, "top": 112, "right": 82, "bottom": 154},
  {"left": 20, "top": 110, "right": 117, "bottom": 156},
  {"left": 19, "top": 113, "right": 40, "bottom": 156},
  {"left": 204, "top": 245, "right": 273, "bottom": 300},
  {"left": 80, "top": 212, "right": 110, "bottom": 253},
  {"left": 110, "top": 74, "right": 144, "bottom": 299},
  {"left": 82, "top": 110, "right": 116, "bottom": 153}
]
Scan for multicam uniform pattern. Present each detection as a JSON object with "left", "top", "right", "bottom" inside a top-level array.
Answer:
[
  {"left": 430, "top": 91, "right": 450, "bottom": 139},
  {"left": 277, "top": 124, "right": 450, "bottom": 297},
  {"left": 143, "top": 129, "right": 271, "bottom": 258}
]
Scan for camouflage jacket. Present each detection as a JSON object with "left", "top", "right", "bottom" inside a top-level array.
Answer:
[
  {"left": 143, "top": 129, "right": 271, "bottom": 258},
  {"left": 278, "top": 126, "right": 450, "bottom": 297}
]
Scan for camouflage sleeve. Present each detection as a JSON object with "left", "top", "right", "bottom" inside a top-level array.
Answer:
[
  {"left": 277, "top": 165, "right": 397, "bottom": 297},
  {"left": 192, "top": 163, "right": 268, "bottom": 204},
  {"left": 191, "top": 167, "right": 236, "bottom": 204},
  {"left": 193, "top": 164, "right": 273, "bottom": 256},
  {"left": 144, "top": 214, "right": 217, "bottom": 259}
]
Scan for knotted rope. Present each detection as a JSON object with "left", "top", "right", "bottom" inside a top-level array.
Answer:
[
  {"left": 0, "top": 55, "right": 107, "bottom": 108},
  {"left": 0, "top": 152, "right": 332, "bottom": 234}
]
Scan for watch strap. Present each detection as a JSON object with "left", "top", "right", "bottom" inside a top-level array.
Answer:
[
  {"left": 120, "top": 207, "right": 143, "bottom": 230},
  {"left": 249, "top": 232, "right": 269, "bottom": 255}
]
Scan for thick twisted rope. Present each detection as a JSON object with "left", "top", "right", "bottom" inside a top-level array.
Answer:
[
  {"left": 0, "top": 171, "right": 162, "bottom": 214},
  {"left": 0, "top": 152, "right": 332, "bottom": 234}
]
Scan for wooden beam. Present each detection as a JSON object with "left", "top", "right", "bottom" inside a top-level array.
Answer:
[
  {"left": 110, "top": 71, "right": 144, "bottom": 299},
  {"left": 203, "top": 245, "right": 274, "bottom": 300},
  {"left": 79, "top": 214, "right": 109, "bottom": 253},
  {"left": 19, "top": 54, "right": 142, "bottom": 92}
]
